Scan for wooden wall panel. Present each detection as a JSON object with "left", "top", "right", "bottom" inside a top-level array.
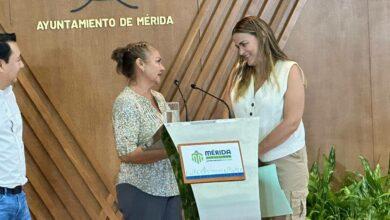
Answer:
[
  {"left": 0, "top": 0, "right": 308, "bottom": 218},
  {"left": 25, "top": 151, "right": 72, "bottom": 219},
  {"left": 0, "top": 1, "right": 10, "bottom": 29},
  {"left": 23, "top": 121, "right": 90, "bottom": 219},
  {"left": 14, "top": 81, "right": 103, "bottom": 219},
  {"left": 284, "top": 0, "right": 376, "bottom": 173},
  {"left": 160, "top": 0, "right": 220, "bottom": 98},
  {"left": 24, "top": 183, "right": 54, "bottom": 220},
  {"left": 13, "top": 0, "right": 390, "bottom": 219},
  {"left": 368, "top": 0, "right": 390, "bottom": 173}
]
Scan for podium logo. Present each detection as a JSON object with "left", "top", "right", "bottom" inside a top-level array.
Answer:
[
  {"left": 205, "top": 149, "right": 232, "bottom": 161},
  {"left": 191, "top": 151, "right": 204, "bottom": 164}
]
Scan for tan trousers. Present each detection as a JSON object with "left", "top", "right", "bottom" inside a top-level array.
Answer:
[{"left": 264, "top": 147, "right": 309, "bottom": 220}]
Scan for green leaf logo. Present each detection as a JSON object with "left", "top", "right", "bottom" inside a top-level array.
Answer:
[{"left": 191, "top": 151, "right": 204, "bottom": 164}]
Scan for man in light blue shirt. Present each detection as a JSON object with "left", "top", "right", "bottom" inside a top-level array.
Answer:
[{"left": 0, "top": 33, "right": 30, "bottom": 220}]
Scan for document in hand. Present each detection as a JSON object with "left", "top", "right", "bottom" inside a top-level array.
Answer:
[{"left": 258, "top": 164, "right": 293, "bottom": 217}]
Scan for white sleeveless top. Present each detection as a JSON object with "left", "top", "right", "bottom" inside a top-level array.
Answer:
[{"left": 231, "top": 60, "right": 305, "bottom": 162}]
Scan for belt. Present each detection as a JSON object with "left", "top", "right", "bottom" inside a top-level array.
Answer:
[{"left": 0, "top": 185, "right": 23, "bottom": 195}]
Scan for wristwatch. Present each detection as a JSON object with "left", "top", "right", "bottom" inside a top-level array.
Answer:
[{"left": 144, "top": 140, "right": 153, "bottom": 148}]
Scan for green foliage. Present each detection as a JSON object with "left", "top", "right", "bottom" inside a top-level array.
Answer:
[
  {"left": 161, "top": 127, "right": 199, "bottom": 220},
  {"left": 307, "top": 146, "right": 390, "bottom": 220}
]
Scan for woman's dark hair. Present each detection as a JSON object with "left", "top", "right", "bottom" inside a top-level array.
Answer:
[
  {"left": 111, "top": 41, "right": 153, "bottom": 80},
  {"left": 0, "top": 33, "right": 17, "bottom": 63}
]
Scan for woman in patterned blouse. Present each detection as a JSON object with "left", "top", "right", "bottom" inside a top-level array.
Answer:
[{"left": 111, "top": 42, "right": 181, "bottom": 220}]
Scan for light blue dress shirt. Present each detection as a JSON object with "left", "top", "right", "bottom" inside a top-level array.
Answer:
[{"left": 0, "top": 85, "right": 27, "bottom": 188}]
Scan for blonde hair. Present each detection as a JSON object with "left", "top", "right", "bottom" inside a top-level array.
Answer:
[{"left": 232, "top": 16, "right": 287, "bottom": 101}]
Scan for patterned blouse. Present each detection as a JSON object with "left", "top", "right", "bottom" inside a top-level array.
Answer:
[{"left": 112, "top": 87, "right": 179, "bottom": 197}]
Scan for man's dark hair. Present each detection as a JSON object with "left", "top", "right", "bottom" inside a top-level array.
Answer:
[{"left": 0, "top": 33, "right": 17, "bottom": 63}]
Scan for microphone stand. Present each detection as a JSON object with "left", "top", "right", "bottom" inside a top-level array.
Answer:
[
  {"left": 174, "top": 80, "right": 189, "bottom": 121},
  {"left": 190, "top": 83, "right": 233, "bottom": 119}
]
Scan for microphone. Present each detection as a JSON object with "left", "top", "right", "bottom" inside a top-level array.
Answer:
[
  {"left": 190, "top": 83, "right": 233, "bottom": 119},
  {"left": 174, "top": 80, "right": 189, "bottom": 121}
]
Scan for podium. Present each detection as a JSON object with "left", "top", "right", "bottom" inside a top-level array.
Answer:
[{"left": 164, "top": 118, "right": 261, "bottom": 220}]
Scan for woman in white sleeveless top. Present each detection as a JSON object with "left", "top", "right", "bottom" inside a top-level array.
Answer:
[{"left": 224, "top": 16, "right": 309, "bottom": 220}]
